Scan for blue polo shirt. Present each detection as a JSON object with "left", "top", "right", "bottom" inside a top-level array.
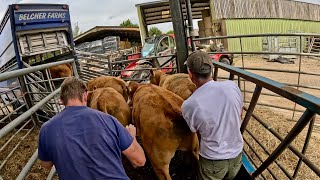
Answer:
[{"left": 38, "top": 106, "right": 133, "bottom": 180}]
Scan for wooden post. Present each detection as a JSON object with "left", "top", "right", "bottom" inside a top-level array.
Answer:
[{"left": 137, "top": 5, "right": 148, "bottom": 46}]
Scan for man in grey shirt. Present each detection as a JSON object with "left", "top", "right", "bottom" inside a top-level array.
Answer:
[{"left": 182, "top": 51, "right": 244, "bottom": 180}]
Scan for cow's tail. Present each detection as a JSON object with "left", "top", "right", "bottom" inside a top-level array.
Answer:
[{"left": 121, "top": 81, "right": 129, "bottom": 102}]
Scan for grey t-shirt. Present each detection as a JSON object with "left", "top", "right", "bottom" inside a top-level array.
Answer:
[{"left": 182, "top": 80, "right": 243, "bottom": 160}]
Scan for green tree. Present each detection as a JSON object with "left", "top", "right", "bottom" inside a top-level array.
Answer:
[
  {"left": 73, "top": 22, "right": 80, "bottom": 37},
  {"left": 120, "top": 19, "right": 139, "bottom": 28},
  {"left": 166, "top": 30, "right": 174, "bottom": 34},
  {"left": 149, "top": 27, "right": 162, "bottom": 36}
]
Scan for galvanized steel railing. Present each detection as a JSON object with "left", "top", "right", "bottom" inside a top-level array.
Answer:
[
  {"left": 193, "top": 33, "right": 320, "bottom": 130},
  {"left": 77, "top": 50, "right": 177, "bottom": 82},
  {"left": 0, "top": 59, "right": 75, "bottom": 179},
  {"left": 213, "top": 60, "right": 320, "bottom": 179}
]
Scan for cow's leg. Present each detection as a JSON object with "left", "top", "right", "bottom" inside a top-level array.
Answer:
[
  {"left": 152, "top": 162, "right": 171, "bottom": 180},
  {"left": 146, "top": 142, "right": 176, "bottom": 180},
  {"left": 149, "top": 153, "right": 173, "bottom": 180}
]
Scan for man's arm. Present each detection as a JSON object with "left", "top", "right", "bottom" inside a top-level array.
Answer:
[
  {"left": 39, "top": 160, "right": 53, "bottom": 170},
  {"left": 122, "top": 125, "right": 146, "bottom": 167},
  {"left": 38, "top": 127, "right": 53, "bottom": 170}
]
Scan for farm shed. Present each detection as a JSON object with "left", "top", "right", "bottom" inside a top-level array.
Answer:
[
  {"left": 136, "top": 0, "right": 320, "bottom": 52},
  {"left": 74, "top": 26, "right": 141, "bottom": 46}
]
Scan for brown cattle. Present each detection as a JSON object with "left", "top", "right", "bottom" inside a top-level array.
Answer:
[
  {"left": 87, "top": 76, "right": 129, "bottom": 102},
  {"left": 150, "top": 70, "right": 196, "bottom": 100},
  {"left": 89, "top": 87, "right": 131, "bottom": 126},
  {"left": 130, "top": 83, "right": 199, "bottom": 180},
  {"left": 49, "top": 63, "right": 73, "bottom": 79}
]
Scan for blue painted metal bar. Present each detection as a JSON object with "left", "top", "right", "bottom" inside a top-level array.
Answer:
[
  {"left": 212, "top": 61, "right": 320, "bottom": 115},
  {"left": 240, "top": 85, "right": 262, "bottom": 133},
  {"left": 242, "top": 154, "right": 255, "bottom": 174},
  {"left": 293, "top": 116, "right": 316, "bottom": 178}
]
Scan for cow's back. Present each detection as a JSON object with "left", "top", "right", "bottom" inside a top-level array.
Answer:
[
  {"left": 161, "top": 74, "right": 196, "bottom": 100},
  {"left": 49, "top": 64, "right": 73, "bottom": 79},
  {"left": 90, "top": 87, "right": 131, "bottom": 126},
  {"left": 87, "top": 76, "right": 128, "bottom": 101}
]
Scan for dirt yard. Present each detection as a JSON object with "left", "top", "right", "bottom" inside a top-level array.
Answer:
[{"left": 219, "top": 55, "right": 320, "bottom": 133}]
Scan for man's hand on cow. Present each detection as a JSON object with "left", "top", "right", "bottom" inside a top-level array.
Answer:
[{"left": 126, "top": 124, "right": 136, "bottom": 138}]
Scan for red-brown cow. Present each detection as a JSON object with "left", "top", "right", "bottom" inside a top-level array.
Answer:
[
  {"left": 49, "top": 63, "right": 73, "bottom": 79},
  {"left": 149, "top": 70, "right": 196, "bottom": 100},
  {"left": 87, "top": 76, "right": 129, "bottom": 102},
  {"left": 129, "top": 82, "right": 199, "bottom": 180},
  {"left": 89, "top": 87, "right": 131, "bottom": 126}
]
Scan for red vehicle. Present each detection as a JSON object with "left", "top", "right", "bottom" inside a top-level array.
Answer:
[
  {"left": 121, "top": 34, "right": 176, "bottom": 79},
  {"left": 210, "top": 53, "right": 234, "bottom": 65},
  {"left": 121, "top": 35, "right": 233, "bottom": 80}
]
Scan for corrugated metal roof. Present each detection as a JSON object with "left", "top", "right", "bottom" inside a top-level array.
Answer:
[
  {"left": 74, "top": 26, "right": 141, "bottom": 45},
  {"left": 136, "top": 0, "right": 210, "bottom": 25}
]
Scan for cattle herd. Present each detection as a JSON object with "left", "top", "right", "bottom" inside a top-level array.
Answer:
[
  {"left": 83, "top": 70, "right": 198, "bottom": 180},
  {"left": 48, "top": 65, "right": 199, "bottom": 179}
]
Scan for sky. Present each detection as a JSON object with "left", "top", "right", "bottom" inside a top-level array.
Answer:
[{"left": 1, "top": 0, "right": 320, "bottom": 33}]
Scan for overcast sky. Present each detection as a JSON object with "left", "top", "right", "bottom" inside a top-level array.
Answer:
[{"left": 1, "top": 0, "right": 320, "bottom": 33}]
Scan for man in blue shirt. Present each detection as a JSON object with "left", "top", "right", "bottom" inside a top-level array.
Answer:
[{"left": 38, "top": 77, "right": 146, "bottom": 179}]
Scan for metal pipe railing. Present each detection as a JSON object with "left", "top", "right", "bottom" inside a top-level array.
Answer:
[
  {"left": 243, "top": 101, "right": 305, "bottom": 113},
  {"left": 16, "top": 149, "right": 38, "bottom": 180},
  {"left": 208, "top": 51, "right": 320, "bottom": 57},
  {"left": 79, "top": 56, "right": 109, "bottom": 64},
  {"left": 25, "top": 77, "right": 67, "bottom": 85},
  {"left": 252, "top": 109, "right": 317, "bottom": 177},
  {"left": 292, "top": 116, "right": 315, "bottom": 178},
  {"left": 247, "top": 109, "right": 320, "bottom": 178},
  {"left": 0, "top": 95, "right": 25, "bottom": 112},
  {"left": 110, "top": 54, "right": 175, "bottom": 64},
  {"left": 0, "top": 104, "right": 27, "bottom": 123},
  {"left": 0, "top": 88, "right": 60, "bottom": 139},
  {"left": 241, "top": 85, "right": 262, "bottom": 133},
  {"left": 81, "top": 69, "right": 109, "bottom": 76},
  {"left": 0, "top": 86, "right": 20, "bottom": 96},
  {"left": 111, "top": 66, "right": 176, "bottom": 72},
  {"left": 236, "top": 67, "right": 320, "bottom": 77},
  {"left": 0, "top": 119, "right": 32, "bottom": 152},
  {"left": 244, "top": 130, "right": 293, "bottom": 179},
  {"left": 80, "top": 62, "right": 109, "bottom": 70},
  {"left": 46, "top": 167, "right": 56, "bottom": 180},
  {"left": 193, "top": 33, "right": 320, "bottom": 41},
  {"left": 0, "top": 59, "right": 74, "bottom": 82},
  {"left": 79, "top": 72, "right": 97, "bottom": 79},
  {"left": 0, "top": 125, "right": 35, "bottom": 170},
  {"left": 212, "top": 61, "right": 320, "bottom": 115},
  {"left": 243, "top": 137, "right": 279, "bottom": 179}
]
